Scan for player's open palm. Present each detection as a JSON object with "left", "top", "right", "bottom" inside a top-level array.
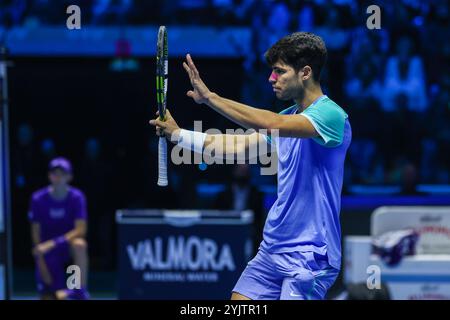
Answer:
[{"left": 183, "top": 54, "right": 212, "bottom": 105}]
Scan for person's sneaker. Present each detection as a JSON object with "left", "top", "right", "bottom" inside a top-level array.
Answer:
[{"left": 65, "top": 288, "right": 90, "bottom": 300}]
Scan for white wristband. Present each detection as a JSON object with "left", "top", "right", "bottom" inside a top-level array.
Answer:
[{"left": 177, "top": 129, "right": 207, "bottom": 154}]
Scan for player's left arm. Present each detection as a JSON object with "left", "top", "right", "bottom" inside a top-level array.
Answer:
[
  {"left": 206, "top": 94, "right": 319, "bottom": 138},
  {"left": 183, "top": 54, "right": 318, "bottom": 138}
]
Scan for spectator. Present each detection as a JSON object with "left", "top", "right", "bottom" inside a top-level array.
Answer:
[
  {"left": 91, "top": 0, "right": 133, "bottom": 25},
  {"left": 399, "top": 162, "right": 426, "bottom": 195},
  {"left": 346, "top": 29, "right": 388, "bottom": 86},
  {"left": 314, "top": 5, "right": 349, "bottom": 51},
  {"left": 296, "top": 3, "right": 315, "bottom": 33},
  {"left": 383, "top": 35, "right": 427, "bottom": 113},
  {"left": 0, "top": 0, "right": 26, "bottom": 28},
  {"left": 383, "top": 93, "right": 423, "bottom": 166},
  {"left": 171, "top": 0, "right": 211, "bottom": 25},
  {"left": 347, "top": 138, "right": 377, "bottom": 184},
  {"left": 28, "top": 157, "right": 90, "bottom": 300},
  {"left": 345, "top": 60, "right": 384, "bottom": 106}
]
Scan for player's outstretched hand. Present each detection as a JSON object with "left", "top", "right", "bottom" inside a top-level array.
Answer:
[{"left": 183, "top": 54, "right": 213, "bottom": 105}]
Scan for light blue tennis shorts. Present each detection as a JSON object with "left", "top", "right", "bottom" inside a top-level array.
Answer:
[{"left": 232, "top": 248, "right": 339, "bottom": 300}]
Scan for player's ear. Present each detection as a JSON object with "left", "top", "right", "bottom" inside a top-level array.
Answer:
[{"left": 300, "top": 66, "right": 313, "bottom": 81}]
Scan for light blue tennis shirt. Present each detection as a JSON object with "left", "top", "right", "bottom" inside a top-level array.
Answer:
[{"left": 261, "top": 95, "right": 352, "bottom": 270}]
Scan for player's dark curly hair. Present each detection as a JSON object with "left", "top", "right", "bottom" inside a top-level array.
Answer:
[{"left": 264, "top": 32, "right": 327, "bottom": 82}]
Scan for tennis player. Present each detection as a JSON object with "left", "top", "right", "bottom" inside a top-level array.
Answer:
[
  {"left": 150, "top": 32, "right": 352, "bottom": 300},
  {"left": 28, "top": 157, "right": 90, "bottom": 300}
]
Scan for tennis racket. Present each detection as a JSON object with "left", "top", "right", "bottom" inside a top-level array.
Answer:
[{"left": 156, "top": 26, "right": 168, "bottom": 187}]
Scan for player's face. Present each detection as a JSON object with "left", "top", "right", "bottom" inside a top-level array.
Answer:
[
  {"left": 268, "top": 61, "right": 304, "bottom": 101},
  {"left": 48, "top": 169, "right": 72, "bottom": 186}
]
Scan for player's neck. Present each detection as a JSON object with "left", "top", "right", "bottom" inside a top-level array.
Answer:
[
  {"left": 49, "top": 185, "right": 69, "bottom": 200},
  {"left": 295, "top": 85, "right": 324, "bottom": 112}
]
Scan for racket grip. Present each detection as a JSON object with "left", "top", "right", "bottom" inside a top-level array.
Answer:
[{"left": 157, "top": 137, "right": 168, "bottom": 186}]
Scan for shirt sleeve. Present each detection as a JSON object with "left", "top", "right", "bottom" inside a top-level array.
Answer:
[
  {"left": 264, "top": 105, "right": 298, "bottom": 146},
  {"left": 300, "top": 103, "right": 347, "bottom": 147},
  {"left": 74, "top": 192, "right": 88, "bottom": 220}
]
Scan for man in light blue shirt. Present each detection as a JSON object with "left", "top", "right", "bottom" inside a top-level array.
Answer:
[
  {"left": 262, "top": 95, "right": 351, "bottom": 271},
  {"left": 150, "top": 32, "right": 351, "bottom": 300}
]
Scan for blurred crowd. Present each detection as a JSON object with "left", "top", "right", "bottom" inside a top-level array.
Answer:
[
  {"left": 7, "top": 1, "right": 450, "bottom": 204},
  {"left": 234, "top": 0, "right": 449, "bottom": 189},
  {"left": 2, "top": 0, "right": 448, "bottom": 187}
]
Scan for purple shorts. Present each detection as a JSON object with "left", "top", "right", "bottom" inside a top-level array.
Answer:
[
  {"left": 35, "top": 242, "right": 71, "bottom": 295},
  {"left": 232, "top": 249, "right": 339, "bottom": 300}
]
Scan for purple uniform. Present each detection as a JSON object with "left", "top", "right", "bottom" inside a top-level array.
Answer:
[{"left": 28, "top": 186, "right": 87, "bottom": 294}]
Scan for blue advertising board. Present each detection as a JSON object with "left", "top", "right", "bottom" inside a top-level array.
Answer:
[{"left": 116, "top": 210, "right": 254, "bottom": 300}]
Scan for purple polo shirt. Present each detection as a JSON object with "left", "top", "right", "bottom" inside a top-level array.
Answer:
[{"left": 28, "top": 186, "right": 87, "bottom": 241}]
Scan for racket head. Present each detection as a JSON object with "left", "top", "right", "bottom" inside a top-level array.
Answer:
[{"left": 156, "top": 26, "right": 168, "bottom": 121}]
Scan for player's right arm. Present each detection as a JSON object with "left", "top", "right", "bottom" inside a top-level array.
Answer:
[
  {"left": 204, "top": 132, "right": 270, "bottom": 160},
  {"left": 150, "top": 111, "right": 271, "bottom": 159}
]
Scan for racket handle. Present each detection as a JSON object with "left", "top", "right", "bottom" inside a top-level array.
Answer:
[{"left": 157, "top": 137, "right": 168, "bottom": 186}]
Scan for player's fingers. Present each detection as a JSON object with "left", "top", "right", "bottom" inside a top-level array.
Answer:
[
  {"left": 187, "top": 90, "right": 194, "bottom": 98},
  {"left": 150, "top": 118, "right": 165, "bottom": 127},
  {"left": 186, "top": 55, "right": 194, "bottom": 72},
  {"left": 182, "top": 61, "right": 188, "bottom": 72},
  {"left": 187, "top": 54, "right": 200, "bottom": 78},
  {"left": 183, "top": 62, "right": 192, "bottom": 76},
  {"left": 155, "top": 110, "right": 159, "bottom": 116}
]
